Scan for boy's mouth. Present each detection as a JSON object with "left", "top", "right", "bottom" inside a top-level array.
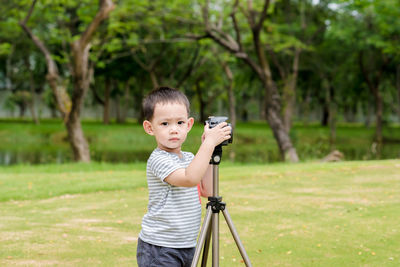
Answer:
[{"left": 169, "top": 138, "right": 179, "bottom": 142}]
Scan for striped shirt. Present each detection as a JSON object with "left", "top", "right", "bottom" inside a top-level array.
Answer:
[{"left": 139, "top": 148, "right": 202, "bottom": 248}]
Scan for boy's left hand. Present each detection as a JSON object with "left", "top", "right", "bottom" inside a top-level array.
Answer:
[{"left": 201, "top": 122, "right": 231, "bottom": 146}]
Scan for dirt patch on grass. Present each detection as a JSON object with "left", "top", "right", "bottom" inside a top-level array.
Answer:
[
  {"left": 40, "top": 194, "right": 79, "bottom": 204},
  {"left": 53, "top": 217, "right": 138, "bottom": 245},
  {"left": 85, "top": 226, "right": 115, "bottom": 234},
  {"left": 291, "top": 188, "right": 320, "bottom": 193},
  {"left": 71, "top": 218, "right": 103, "bottom": 224},
  {"left": 359, "top": 164, "right": 394, "bottom": 170},
  {"left": 0, "top": 230, "right": 34, "bottom": 241},
  {"left": 2, "top": 259, "right": 64, "bottom": 266},
  {"left": 122, "top": 236, "right": 138, "bottom": 243}
]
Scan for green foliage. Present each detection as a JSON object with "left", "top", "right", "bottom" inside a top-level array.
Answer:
[
  {"left": 1, "top": 0, "right": 400, "bottom": 148},
  {"left": 0, "top": 43, "right": 11, "bottom": 56},
  {"left": 264, "top": 26, "right": 310, "bottom": 53},
  {"left": 7, "top": 91, "right": 32, "bottom": 104}
]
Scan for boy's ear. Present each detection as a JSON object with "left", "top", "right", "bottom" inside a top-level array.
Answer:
[
  {"left": 143, "top": 120, "right": 154, "bottom": 135},
  {"left": 187, "top": 117, "right": 194, "bottom": 131}
]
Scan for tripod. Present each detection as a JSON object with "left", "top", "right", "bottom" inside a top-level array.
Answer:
[{"left": 191, "top": 145, "right": 252, "bottom": 267}]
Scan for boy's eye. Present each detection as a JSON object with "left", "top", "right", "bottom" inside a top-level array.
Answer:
[
  {"left": 178, "top": 121, "right": 185, "bottom": 125},
  {"left": 161, "top": 122, "right": 168, "bottom": 126}
]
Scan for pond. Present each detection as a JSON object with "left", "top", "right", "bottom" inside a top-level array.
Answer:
[
  {"left": 1, "top": 121, "right": 399, "bottom": 166},
  {"left": 0, "top": 142, "right": 399, "bottom": 165},
  {"left": 0, "top": 149, "right": 151, "bottom": 165}
]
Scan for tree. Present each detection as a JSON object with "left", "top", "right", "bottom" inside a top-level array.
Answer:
[
  {"left": 19, "top": 0, "right": 115, "bottom": 161},
  {"left": 0, "top": 2, "right": 44, "bottom": 124},
  {"left": 330, "top": 0, "right": 400, "bottom": 146},
  {"left": 267, "top": 0, "right": 328, "bottom": 133},
  {"left": 199, "top": 0, "right": 299, "bottom": 162}
]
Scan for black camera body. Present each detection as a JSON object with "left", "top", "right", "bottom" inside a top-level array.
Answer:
[{"left": 205, "top": 116, "right": 233, "bottom": 146}]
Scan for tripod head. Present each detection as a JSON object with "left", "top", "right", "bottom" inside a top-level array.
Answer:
[
  {"left": 210, "top": 145, "right": 223, "bottom": 165},
  {"left": 205, "top": 116, "right": 233, "bottom": 165}
]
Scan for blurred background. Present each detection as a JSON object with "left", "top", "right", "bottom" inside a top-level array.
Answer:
[{"left": 0, "top": 0, "right": 399, "bottom": 165}]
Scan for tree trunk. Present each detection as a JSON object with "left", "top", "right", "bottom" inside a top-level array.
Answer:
[
  {"left": 283, "top": 75, "right": 296, "bottom": 132},
  {"left": 374, "top": 87, "right": 383, "bottom": 145},
  {"left": 255, "top": 37, "right": 299, "bottom": 162},
  {"left": 326, "top": 83, "right": 336, "bottom": 147},
  {"left": 321, "top": 78, "right": 329, "bottom": 127},
  {"left": 69, "top": 44, "right": 91, "bottom": 162},
  {"left": 150, "top": 71, "right": 159, "bottom": 88},
  {"left": 264, "top": 82, "right": 299, "bottom": 162},
  {"left": 18, "top": 103, "right": 26, "bottom": 118},
  {"left": 67, "top": 0, "right": 114, "bottom": 161},
  {"left": 116, "top": 79, "right": 131, "bottom": 124},
  {"left": 103, "top": 77, "right": 111, "bottom": 124},
  {"left": 359, "top": 51, "right": 384, "bottom": 146},
  {"left": 364, "top": 98, "right": 372, "bottom": 128},
  {"left": 397, "top": 65, "right": 400, "bottom": 122},
  {"left": 115, "top": 95, "right": 121, "bottom": 123},
  {"left": 66, "top": 111, "right": 90, "bottom": 162},
  {"left": 329, "top": 105, "right": 337, "bottom": 148},
  {"left": 321, "top": 102, "right": 329, "bottom": 126},
  {"left": 282, "top": 48, "right": 300, "bottom": 134},
  {"left": 371, "top": 87, "right": 383, "bottom": 159}
]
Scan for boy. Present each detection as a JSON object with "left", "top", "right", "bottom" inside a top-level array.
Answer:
[{"left": 137, "top": 87, "right": 231, "bottom": 267}]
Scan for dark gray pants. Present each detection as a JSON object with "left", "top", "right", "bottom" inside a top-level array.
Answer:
[{"left": 137, "top": 238, "right": 195, "bottom": 267}]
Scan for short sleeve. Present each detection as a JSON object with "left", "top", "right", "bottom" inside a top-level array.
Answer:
[
  {"left": 148, "top": 152, "right": 183, "bottom": 182},
  {"left": 184, "top": 152, "right": 195, "bottom": 161}
]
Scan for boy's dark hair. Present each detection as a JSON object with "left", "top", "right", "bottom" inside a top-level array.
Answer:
[{"left": 143, "top": 86, "right": 190, "bottom": 121}]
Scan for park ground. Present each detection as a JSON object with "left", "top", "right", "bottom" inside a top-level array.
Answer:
[{"left": 1, "top": 160, "right": 399, "bottom": 266}]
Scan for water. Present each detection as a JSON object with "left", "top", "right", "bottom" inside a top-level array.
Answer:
[
  {"left": 0, "top": 150, "right": 71, "bottom": 165},
  {"left": 0, "top": 143, "right": 399, "bottom": 165},
  {"left": 0, "top": 149, "right": 151, "bottom": 165}
]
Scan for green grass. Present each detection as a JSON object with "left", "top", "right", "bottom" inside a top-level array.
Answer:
[{"left": 1, "top": 160, "right": 400, "bottom": 266}]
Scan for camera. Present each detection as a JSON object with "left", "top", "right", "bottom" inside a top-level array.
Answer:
[{"left": 205, "top": 116, "right": 233, "bottom": 146}]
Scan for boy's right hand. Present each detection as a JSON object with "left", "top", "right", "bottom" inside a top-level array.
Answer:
[{"left": 202, "top": 122, "right": 231, "bottom": 147}]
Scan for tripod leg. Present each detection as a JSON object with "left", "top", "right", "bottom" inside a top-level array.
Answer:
[
  {"left": 222, "top": 208, "right": 253, "bottom": 267},
  {"left": 191, "top": 206, "right": 213, "bottom": 267},
  {"left": 200, "top": 223, "right": 212, "bottom": 267},
  {"left": 212, "top": 212, "right": 219, "bottom": 267}
]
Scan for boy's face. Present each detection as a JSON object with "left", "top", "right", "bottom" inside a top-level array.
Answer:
[{"left": 143, "top": 102, "right": 194, "bottom": 154}]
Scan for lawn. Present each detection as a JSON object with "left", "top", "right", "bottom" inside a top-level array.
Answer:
[{"left": 1, "top": 160, "right": 399, "bottom": 266}]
